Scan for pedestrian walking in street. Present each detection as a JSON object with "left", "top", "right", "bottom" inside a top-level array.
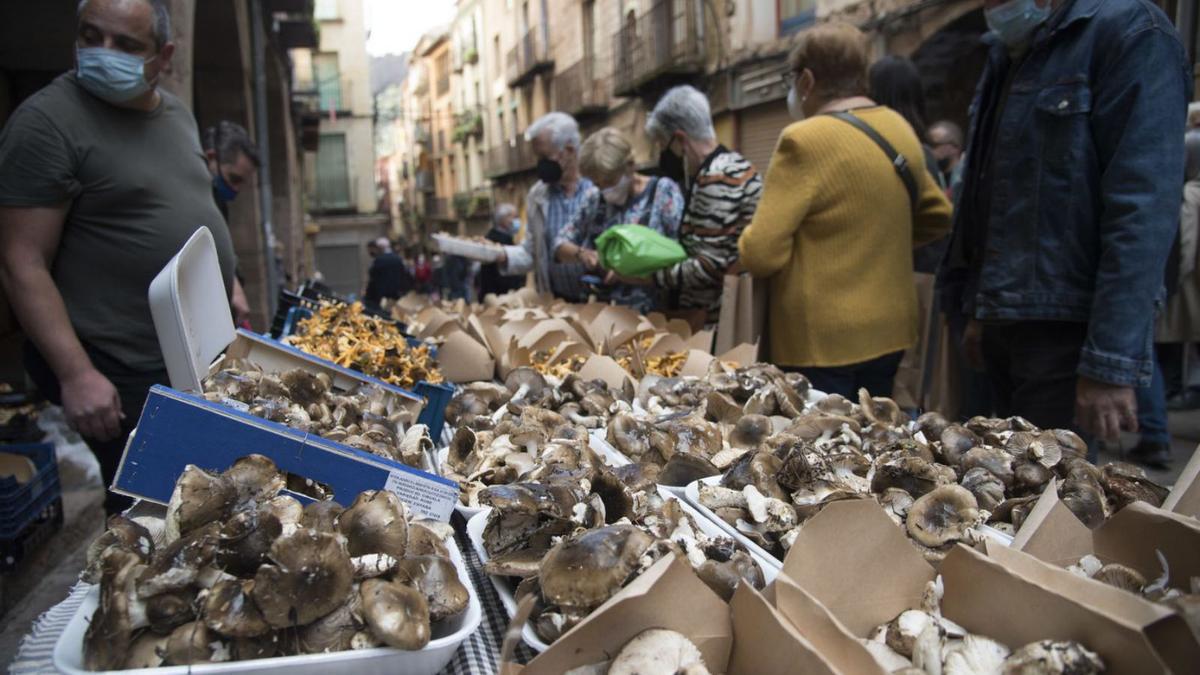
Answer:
[
  {"left": 937, "top": 0, "right": 1191, "bottom": 447},
  {"left": 479, "top": 203, "right": 524, "bottom": 298},
  {"left": 738, "top": 23, "right": 952, "bottom": 399},
  {"left": 643, "top": 85, "right": 763, "bottom": 328},
  {"left": 0, "top": 0, "right": 238, "bottom": 515},
  {"left": 202, "top": 120, "right": 260, "bottom": 328},
  {"left": 493, "top": 112, "right": 599, "bottom": 302},
  {"left": 554, "top": 127, "right": 685, "bottom": 314},
  {"left": 363, "top": 236, "right": 414, "bottom": 311},
  {"left": 928, "top": 120, "right": 965, "bottom": 201}
]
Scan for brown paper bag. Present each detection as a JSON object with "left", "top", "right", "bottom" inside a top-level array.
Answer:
[{"left": 715, "top": 273, "right": 766, "bottom": 359}]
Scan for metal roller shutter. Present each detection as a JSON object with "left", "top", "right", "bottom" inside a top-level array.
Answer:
[{"left": 736, "top": 100, "right": 792, "bottom": 176}]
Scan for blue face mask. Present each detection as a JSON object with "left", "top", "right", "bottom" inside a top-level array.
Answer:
[
  {"left": 213, "top": 171, "right": 238, "bottom": 203},
  {"left": 985, "top": 0, "right": 1052, "bottom": 47},
  {"left": 76, "top": 47, "right": 157, "bottom": 104}
]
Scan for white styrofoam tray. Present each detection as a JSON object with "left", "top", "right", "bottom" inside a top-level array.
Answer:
[
  {"left": 54, "top": 528, "right": 482, "bottom": 675},
  {"left": 431, "top": 234, "right": 503, "bottom": 263},
  {"left": 466, "top": 488, "right": 780, "bottom": 653},
  {"left": 683, "top": 476, "right": 1015, "bottom": 569},
  {"left": 440, "top": 433, "right": 632, "bottom": 519}
]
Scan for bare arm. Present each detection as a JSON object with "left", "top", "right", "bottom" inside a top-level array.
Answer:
[{"left": 0, "top": 205, "right": 123, "bottom": 440}]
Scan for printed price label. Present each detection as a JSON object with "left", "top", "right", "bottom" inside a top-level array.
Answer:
[
  {"left": 384, "top": 469, "right": 459, "bottom": 521},
  {"left": 222, "top": 398, "right": 250, "bottom": 413}
]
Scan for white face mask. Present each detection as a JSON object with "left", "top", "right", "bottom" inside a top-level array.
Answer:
[{"left": 787, "top": 86, "right": 806, "bottom": 121}]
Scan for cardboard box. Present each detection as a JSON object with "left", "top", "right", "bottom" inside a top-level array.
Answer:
[
  {"left": 772, "top": 499, "right": 1197, "bottom": 674},
  {"left": 515, "top": 554, "right": 732, "bottom": 674},
  {"left": 1163, "top": 446, "right": 1200, "bottom": 518},
  {"left": 727, "top": 582, "right": 842, "bottom": 675}
]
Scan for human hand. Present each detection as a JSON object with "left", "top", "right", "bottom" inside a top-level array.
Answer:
[
  {"left": 579, "top": 249, "right": 601, "bottom": 270},
  {"left": 1075, "top": 376, "right": 1137, "bottom": 444},
  {"left": 231, "top": 280, "right": 251, "bottom": 327},
  {"left": 961, "top": 319, "right": 985, "bottom": 371},
  {"left": 61, "top": 367, "right": 124, "bottom": 441}
]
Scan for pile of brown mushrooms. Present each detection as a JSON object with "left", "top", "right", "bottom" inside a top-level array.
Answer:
[
  {"left": 80, "top": 455, "right": 468, "bottom": 670},
  {"left": 695, "top": 388, "right": 1171, "bottom": 563},
  {"left": 203, "top": 361, "right": 430, "bottom": 470},
  {"left": 1067, "top": 553, "right": 1200, "bottom": 640},
  {"left": 442, "top": 368, "right": 636, "bottom": 506},
  {"left": 862, "top": 579, "right": 1104, "bottom": 674},
  {"left": 477, "top": 466, "right": 764, "bottom": 645}
]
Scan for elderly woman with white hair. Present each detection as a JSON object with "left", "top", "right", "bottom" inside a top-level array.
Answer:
[
  {"left": 641, "top": 85, "right": 764, "bottom": 328},
  {"left": 553, "top": 127, "right": 684, "bottom": 313},
  {"left": 494, "top": 112, "right": 599, "bottom": 302}
]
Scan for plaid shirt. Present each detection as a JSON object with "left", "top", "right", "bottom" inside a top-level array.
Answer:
[{"left": 501, "top": 177, "right": 597, "bottom": 301}]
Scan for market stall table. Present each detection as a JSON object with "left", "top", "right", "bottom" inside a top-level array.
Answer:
[{"left": 9, "top": 518, "right": 534, "bottom": 674}]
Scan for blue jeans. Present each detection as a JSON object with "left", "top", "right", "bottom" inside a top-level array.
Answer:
[{"left": 1136, "top": 351, "right": 1170, "bottom": 444}]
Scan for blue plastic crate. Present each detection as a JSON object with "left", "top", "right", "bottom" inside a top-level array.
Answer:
[
  {"left": 0, "top": 443, "right": 61, "bottom": 540},
  {"left": 279, "top": 305, "right": 313, "bottom": 338},
  {"left": 415, "top": 380, "right": 454, "bottom": 440}
]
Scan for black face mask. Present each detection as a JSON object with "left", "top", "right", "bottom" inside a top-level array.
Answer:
[
  {"left": 535, "top": 157, "right": 563, "bottom": 184},
  {"left": 658, "top": 147, "right": 685, "bottom": 186},
  {"left": 937, "top": 156, "right": 952, "bottom": 172}
]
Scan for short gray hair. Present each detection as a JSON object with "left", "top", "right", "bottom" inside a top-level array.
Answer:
[
  {"left": 494, "top": 203, "right": 517, "bottom": 225},
  {"left": 204, "top": 121, "right": 261, "bottom": 167},
  {"left": 646, "top": 85, "right": 716, "bottom": 143},
  {"left": 78, "top": 0, "right": 171, "bottom": 50},
  {"left": 525, "top": 112, "right": 581, "bottom": 151}
]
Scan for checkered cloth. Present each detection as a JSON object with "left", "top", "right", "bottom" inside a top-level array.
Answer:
[{"left": 8, "top": 521, "right": 535, "bottom": 674}]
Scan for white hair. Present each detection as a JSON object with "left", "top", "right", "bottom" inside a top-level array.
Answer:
[
  {"left": 646, "top": 85, "right": 716, "bottom": 143},
  {"left": 525, "top": 112, "right": 581, "bottom": 151},
  {"left": 78, "top": 0, "right": 171, "bottom": 50},
  {"left": 494, "top": 203, "right": 517, "bottom": 225}
]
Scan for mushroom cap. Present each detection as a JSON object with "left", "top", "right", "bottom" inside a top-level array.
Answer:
[
  {"left": 123, "top": 632, "right": 168, "bottom": 669},
  {"left": 960, "top": 466, "right": 1006, "bottom": 512},
  {"left": 695, "top": 549, "right": 764, "bottom": 601},
  {"left": 1093, "top": 563, "right": 1147, "bottom": 592},
  {"left": 658, "top": 452, "right": 721, "bottom": 487},
  {"left": 960, "top": 447, "right": 1016, "bottom": 488},
  {"left": 138, "top": 522, "right": 222, "bottom": 598},
  {"left": 337, "top": 490, "right": 409, "bottom": 559},
  {"left": 84, "top": 515, "right": 155, "bottom": 584},
  {"left": 916, "top": 412, "right": 950, "bottom": 440},
  {"left": 505, "top": 367, "right": 548, "bottom": 396},
  {"left": 282, "top": 369, "right": 330, "bottom": 405},
  {"left": 360, "top": 578, "right": 431, "bottom": 650},
  {"left": 612, "top": 463, "right": 661, "bottom": 493},
  {"left": 297, "top": 590, "right": 363, "bottom": 654},
  {"left": 1002, "top": 640, "right": 1104, "bottom": 674},
  {"left": 1059, "top": 481, "right": 1109, "bottom": 529},
  {"left": 705, "top": 391, "right": 744, "bottom": 425},
  {"left": 407, "top": 522, "right": 451, "bottom": 559},
  {"left": 204, "top": 579, "right": 271, "bottom": 638},
  {"left": 906, "top": 485, "right": 980, "bottom": 548},
  {"left": 539, "top": 524, "right": 654, "bottom": 609},
  {"left": 83, "top": 548, "right": 145, "bottom": 670},
  {"left": 217, "top": 507, "right": 283, "bottom": 577},
  {"left": 166, "top": 465, "right": 237, "bottom": 542},
  {"left": 300, "top": 500, "right": 345, "bottom": 533},
  {"left": 938, "top": 425, "right": 980, "bottom": 467},
  {"left": 252, "top": 528, "right": 354, "bottom": 627},
  {"left": 722, "top": 451, "right": 787, "bottom": 501},
  {"left": 1100, "top": 462, "right": 1170, "bottom": 510},
  {"left": 590, "top": 469, "right": 636, "bottom": 523},
  {"left": 146, "top": 589, "right": 196, "bottom": 635},
  {"left": 858, "top": 388, "right": 907, "bottom": 427},
  {"left": 871, "top": 455, "right": 947, "bottom": 499},
  {"left": 730, "top": 414, "right": 773, "bottom": 448},
  {"left": 1013, "top": 460, "right": 1054, "bottom": 496},
  {"left": 609, "top": 628, "right": 709, "bottom": 675},
  {"left": 394, "top": 555, "right": 470, "bottom": 622},
  {"left": 162, "top": 621, "right": 216, "bottom": 666},
  {"left": 221, "top": 454, "right": 285, "bottom": 505}
]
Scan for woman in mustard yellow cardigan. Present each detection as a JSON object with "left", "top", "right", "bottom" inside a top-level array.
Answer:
[{"left": 738, "top": 23, "right": 952, "bottom": 399}]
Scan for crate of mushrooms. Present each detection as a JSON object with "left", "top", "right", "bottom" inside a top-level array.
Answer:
[{"left": 53, "top": 455, "right": 480, "bottom": 674}]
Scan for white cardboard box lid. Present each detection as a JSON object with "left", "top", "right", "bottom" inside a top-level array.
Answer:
[{"left": 148, "top": 227, "right": 234, "bottom": 393}]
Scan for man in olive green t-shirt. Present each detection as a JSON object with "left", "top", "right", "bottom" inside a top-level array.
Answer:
[{"left": 0, "top": 0, "right": 237, "bottom": 514}]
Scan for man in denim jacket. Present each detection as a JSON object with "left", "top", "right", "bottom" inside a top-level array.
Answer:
[{"left": 938, "top": 0, "right": 1192, "bottom": 445}]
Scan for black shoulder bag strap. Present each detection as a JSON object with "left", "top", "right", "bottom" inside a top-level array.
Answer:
[{"left": 828, "top": 111, "right": 919, "bottom": 214}]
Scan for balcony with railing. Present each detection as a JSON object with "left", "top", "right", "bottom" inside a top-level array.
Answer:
[
  {"left": 452, "top": 109, "right": 484, "bottom": 145},
  {"left": 414, "top": 169, "right": 435, "bottom": 194},
  {"left": 506, "top": 28, "right": 554, "bottom": 87},
  {"left": 453, "top": 42, "right": 479, "bottom": 73},
  {"left": 486, "top": 141, "right": 536, "bottom": 179},
  {"left": 612, "top": 0, "right": 707, "bottom": 97},
  {"left": 556, "top": 58, "right": 609, "bottom": 119},
  {"left": 454, "top": 189, "right": 492, "bottom": 219},
  {"left": 295, "top": 77, "right": 354, "bottom": 113}
]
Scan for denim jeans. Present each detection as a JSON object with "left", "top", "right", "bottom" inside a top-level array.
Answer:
[
  {"left": 981, "top": 321, "right": 1085, "bottom": 434},
  {"left": 793, "top": 351, "right": 905, "bottom": 400},
  {"left": 1136, "top": 350, "right": 1170, "bottom": 444}
]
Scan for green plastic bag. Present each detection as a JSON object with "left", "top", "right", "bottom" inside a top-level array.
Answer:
[{"left": 595, "top": 224, "right": 688, "bottom": 277}]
